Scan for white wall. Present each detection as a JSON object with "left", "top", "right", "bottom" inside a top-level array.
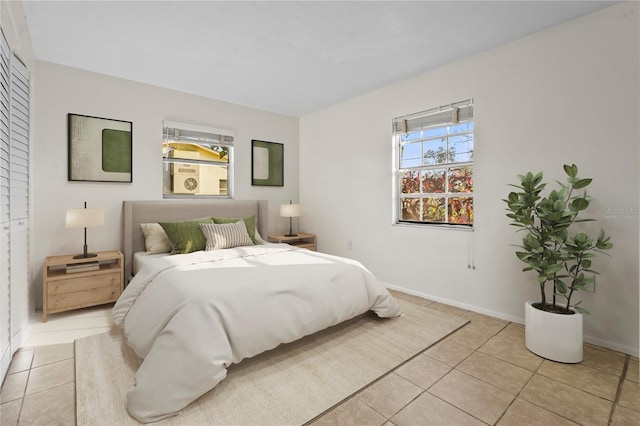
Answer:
[
  {"left": 300, "top": 2, "right": 639, "bottom": 355},
  {"left": 31, "top": 61, "right": 300, "bottom": 309},
  {"left": 1, "top": 1, "right": 35, "bottom": 71}
]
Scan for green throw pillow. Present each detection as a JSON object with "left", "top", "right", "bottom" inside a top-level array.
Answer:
[
  {"left": 212, "top": 215, "right": 258, "bottom": 244},
  {"left": 159, "top": 217, "right": 214, "bottom": 254}
]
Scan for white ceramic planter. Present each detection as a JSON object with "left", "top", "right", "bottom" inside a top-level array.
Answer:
[{"left": 524, "top": 301, "right": 583, "bottom": 363}]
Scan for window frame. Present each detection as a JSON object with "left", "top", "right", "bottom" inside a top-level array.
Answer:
[
  {"left": 162, "top": 120, "right": 235, "bottom": 199},
  {"left": 392, "top": 99, "right": 474, "bottom": 229}
]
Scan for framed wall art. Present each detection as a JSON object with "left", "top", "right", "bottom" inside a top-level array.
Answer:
[
  {"left": 68, "top": 113, "right": 133, "bottom": 182},
  {"left": 251, "top": 139, "right": 283, "bottom": 186}
]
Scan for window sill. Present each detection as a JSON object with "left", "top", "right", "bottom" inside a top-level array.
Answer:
[{"left": 393, "top": 222, "right": 474, "bottom": 231}]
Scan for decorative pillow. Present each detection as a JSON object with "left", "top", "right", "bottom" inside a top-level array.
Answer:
[
  {"left": 159, "top": 217, "right": 214, "bottom": 254},
  {"left": 140, "top": 223, "right": 171, "bottom": 254},
  {"left": 212, "top": 215, "right": 259, "bottom": 244},
  {"left": 254, "top": 228, "right": 265, "bottom": 244},
  {"left": 200, "top": 221, "right": 254, "bottom": 250}
]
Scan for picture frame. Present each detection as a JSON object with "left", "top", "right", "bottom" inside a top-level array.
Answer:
[
  {"left": 68, "top": 113, "right": 133, "bottom": 182},
  {"left": 251, "top": 140, "right": 283, "bottom": 186}
]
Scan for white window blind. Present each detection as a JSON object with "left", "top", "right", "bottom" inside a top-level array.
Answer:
[{"left": 393, "top": 99, "right": 473, "bottom": 135}]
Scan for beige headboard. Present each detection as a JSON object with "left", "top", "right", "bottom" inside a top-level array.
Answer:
[{"left": 122, "top": 199, "right": 268, "bottom": 283}]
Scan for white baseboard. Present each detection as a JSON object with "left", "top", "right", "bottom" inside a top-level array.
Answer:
[{"left": 387, "top": 284, "right": 639, "bottom": 358}]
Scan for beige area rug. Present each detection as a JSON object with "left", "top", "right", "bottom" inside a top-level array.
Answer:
[{"left": 75, "top": 300, "right": 468, "bottom": 425}]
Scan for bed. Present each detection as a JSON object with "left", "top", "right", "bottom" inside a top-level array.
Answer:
[{"left": 113, "top": 199, "right": 402, "bottom": 423}]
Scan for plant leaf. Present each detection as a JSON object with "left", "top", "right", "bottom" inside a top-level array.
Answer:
[
  {"left": 563, "top": 164, "right": 577, "bottom": 178},
  {"left": 571, "top": 198, "right": 589, "bottom": 211},
  {"left": 573, "top": 305, "right": 590, "bottom": 315},
  {"left": 572, "top": 178, "right": 592, "bottom": 189}
]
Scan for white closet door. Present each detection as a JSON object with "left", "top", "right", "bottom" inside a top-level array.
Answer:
[
  {"left": 9, "top": 220, "right": 27, "bottom": 351},
  {"left": 9, "top": 54, "right": 29, "bottom": 353},
  {"left": 0, "top": 31, "right": 10, "bottom": 380}
]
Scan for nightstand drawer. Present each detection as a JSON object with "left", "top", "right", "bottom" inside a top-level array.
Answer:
[
  {"left": 47, "top": 271, "right": 120, "bottom": 296},
  {"left": 47, "top": 272, "right": 120, "bottom": 310}
]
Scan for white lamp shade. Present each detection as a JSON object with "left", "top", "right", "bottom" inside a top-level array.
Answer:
[
  {"left": 280, "top": 204, "right": 301, "bottom": 218},
  {"left": 65, "top": 208, "right": 104, "bottom": 228}
]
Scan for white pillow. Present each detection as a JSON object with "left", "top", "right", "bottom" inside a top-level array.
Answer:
[
  {"left": 140, "top": 223, "right": 171, "bottom": 254},
  {"left": 200, "top": 221, "right": 254, "bottom": 250}
]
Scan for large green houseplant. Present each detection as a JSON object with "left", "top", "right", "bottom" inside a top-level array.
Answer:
[
  {"left": 504, "top": 164, "right": 612, "bottom": 313},
  {"left": 504, "top": 164, "right": 613, "bottom": 362}
]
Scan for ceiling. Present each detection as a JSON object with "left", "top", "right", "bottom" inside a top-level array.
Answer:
[{"left": 22, "top": 1, "right": 618, "bottom": 117}]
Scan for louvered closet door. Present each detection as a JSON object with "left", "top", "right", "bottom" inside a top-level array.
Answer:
[
  {"left": 9, "top": 53, "right": 29, "bottom": 353},
  {"left": 0, "top": 31, "right": 11, "bottom": 379}
]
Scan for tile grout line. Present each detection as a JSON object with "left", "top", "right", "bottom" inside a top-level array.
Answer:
[
  {"left": 607, "top": 354, "right": 630, "bottom": 426},
  {"left": 355, "top": 321, "right": 477, "bottom": 423},
  {"left": 395, "top": 321, "right": 510, "bottom": 426},
  {"left": 493, "top": 343, "right": 546, "bottom": 425},
  {"left": 16, "top": 349, "right": 34, "bottom": 426},
  {"left": 515, "top": 352, "right": 625, "bottom": 426}
]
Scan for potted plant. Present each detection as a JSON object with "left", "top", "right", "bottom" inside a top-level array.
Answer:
[{"left": 504, "top": 164, "right": 613, "bottom": 363}]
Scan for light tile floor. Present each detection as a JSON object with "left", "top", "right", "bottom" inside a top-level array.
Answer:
[{"left": 1, "top": 291, "right": 638, "bottom": 425}]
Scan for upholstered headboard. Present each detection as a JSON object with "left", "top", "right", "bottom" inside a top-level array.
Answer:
[{"left": 122, "top": 199, "right": 268, "bottom": 282}]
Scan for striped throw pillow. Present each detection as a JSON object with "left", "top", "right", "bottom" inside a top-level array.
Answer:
[{"left": 199, "top": 221, "right": 254, "bottom": 250}]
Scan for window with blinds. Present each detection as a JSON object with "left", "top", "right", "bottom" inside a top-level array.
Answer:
[
  {"left": 162, "top": 121, "right": 234, "bottom": 198},
  {"left": 393, "top": 99, "right": 474, "bottom": 227}
]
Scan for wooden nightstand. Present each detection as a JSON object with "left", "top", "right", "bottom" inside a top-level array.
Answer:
[
  {"left": 268, "top": 233, "right": 317, "bottom": 251},
  {"left": 42, "top": 250, "right": 124, "bottom": 322}
]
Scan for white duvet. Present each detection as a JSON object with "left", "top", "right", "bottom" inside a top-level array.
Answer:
[{"left": 112, "top": 244, "right": 401, "bottom": 423}]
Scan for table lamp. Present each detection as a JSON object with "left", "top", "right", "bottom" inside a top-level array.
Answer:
[
  {"left": 280, "top": 201, "right": 301, "bottom": 237},
  {"left": 65, "top": 202, "right": 104, "bottom": 259}
]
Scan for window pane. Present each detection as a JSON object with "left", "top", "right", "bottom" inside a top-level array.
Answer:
[
  {"left": 448, "top": 197, "right": 473, "bottom": 224},
  {"left": 422, "top": 137, "right": 448, "bottom": 165},
  {"left": 423, "top": 127, "right": 447, "bottom": 138},
  {"left": 421, "top": 169, "right": 445, "bottom": 193},
  {"left": 401, "top": 198, "right": 420, "bottom": 221},
  {"left": 401, "top": 171, "right": 420, "bottom": 194},
  {"left": 163, "top": 161, "right": 228, "bottom": 196},
  {"left": 400, "top": 143, "right": 421, "bottom": 168},
  {"left": 448, "top": 166, "right": 473, "bottom": 193},
  {"left": 163, "top": 142, "right": 229, "bottom": 163},
  {"left": 422, "top": 197, "right": 445, "bottom": 222},
  {"left": 450, "top": 134, "right": 474, "bottom": 162}
]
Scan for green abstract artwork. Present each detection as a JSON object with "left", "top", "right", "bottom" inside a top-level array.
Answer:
[
  {"left": 68, "top": 114, "right": 132, "bottom": 182},
  {"left": 251, "top": 140, "right": 283, "bottom": 186}
]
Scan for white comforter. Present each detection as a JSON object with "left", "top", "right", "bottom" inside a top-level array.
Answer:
[{"left": 112, "top": 244, "right": 401, "bottom": 423}]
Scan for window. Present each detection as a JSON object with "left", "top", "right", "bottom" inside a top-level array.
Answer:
[
  {"left": 162, "top": 121, "right": 234, "bottom": 198},
  {"left": 393, "top": 99, "right": 474, "bottom": 226}
]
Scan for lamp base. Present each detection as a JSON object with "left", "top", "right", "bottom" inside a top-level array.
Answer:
[
  {"left": 73, "top": 253, "right": 98, "bottom": 259},
  {"left": 284, "top": 234, "right": 298, "bottom": 237}
]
